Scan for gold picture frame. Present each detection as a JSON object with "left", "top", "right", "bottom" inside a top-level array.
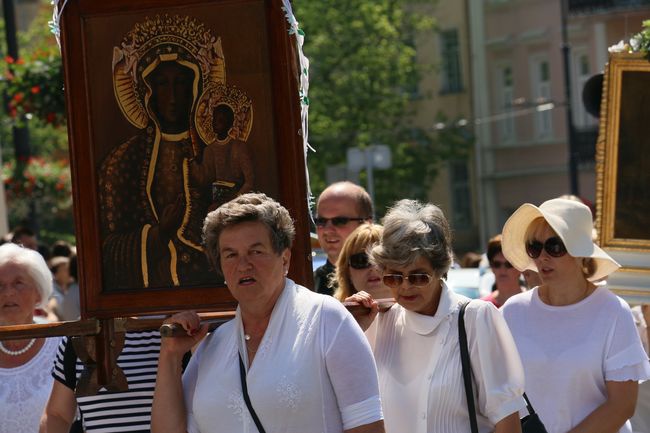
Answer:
[{"left": 596, "top": 52, "right": 650, "bottom": 302}]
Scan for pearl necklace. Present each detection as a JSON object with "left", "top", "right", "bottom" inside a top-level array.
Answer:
[{"left": 0, "top": 338, "right": 36, "bottom": 356}]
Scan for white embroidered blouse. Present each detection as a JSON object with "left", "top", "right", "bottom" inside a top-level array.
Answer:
[
  {"left": 182, "top": 279, "right": 383, "bottom": 433},
  {"left": 0, "top": 337, "right": 61, "bottom": 433},
  {"left": 367, "top": 282, "right": 526, "bottom": 433}
]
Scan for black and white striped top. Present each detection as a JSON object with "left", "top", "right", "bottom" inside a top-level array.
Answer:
[{"left": 52, "top": 331, "right": 162, "bottom": 433}]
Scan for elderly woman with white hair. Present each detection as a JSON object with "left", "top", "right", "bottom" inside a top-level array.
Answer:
[
  {"left": 349, "top": 199, "right": 526, "bottom": 433},
  {"left": 0, "top": 243, "right": 61, "bottom": 433},
  {"left": 501, "top": 198, "right": 650, "bottom": 433}
]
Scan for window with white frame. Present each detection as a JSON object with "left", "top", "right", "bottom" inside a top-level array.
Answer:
[
  {"left": 572, "top": 49, "right": 597, "bottom": 128},
  {"left": 440, "top": 29, "right": 463, "bottom": 93},
  {"left": 497, "top": 65, "right": 515, "bottom": 142},
  {"left": 530, "top": 57, "right": 552, "bottom": 138}
]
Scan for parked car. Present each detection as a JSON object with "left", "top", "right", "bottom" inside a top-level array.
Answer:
[{"left": 446, "top": 268, "right": 482, "bottom": 299}]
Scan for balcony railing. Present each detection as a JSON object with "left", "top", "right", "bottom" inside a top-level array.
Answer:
[{"left": 569, "top": 0, "right": 650, "bottom": 14}]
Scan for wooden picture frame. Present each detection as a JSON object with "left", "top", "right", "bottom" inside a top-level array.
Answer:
[
  {"left": 60, "top": 0, "right": 311, "bottom": 318},
  {"left": 596, "top": 52, "right": 650, "bottom": 302}
]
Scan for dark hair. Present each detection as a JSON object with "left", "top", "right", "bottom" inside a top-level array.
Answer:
[
  {"left": 203, "top": 192, "right": 295, "bottom": 276},
  {"left": 51, "top": 240, "right": 72, "bottom": 258},
  {"left": 69, "top": 254, "right": 78, "bottom": 280},
  {"left": 11, "top": 225, "right": 35, "bottom": 244},
  {"left": 486, "top": 234, "right": 503, "bottom": 263}
]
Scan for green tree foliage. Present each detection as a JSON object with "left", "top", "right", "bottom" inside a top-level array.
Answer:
[
  {"left": 0, "top": 0, "right": 72, "bottom": 243},
  {"left": 293, "top": 0, "right": 473, "bottom": 215}
]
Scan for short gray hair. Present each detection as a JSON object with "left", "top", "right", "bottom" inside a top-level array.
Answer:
[
  {"left": 371, "top": 199, "right": 453, "bottom": 278},
  {"left": 0, "top": 243, "right": 53, "bottom": 308},
  {"left": 203, "top": 192, "right": 295, "bottom": 276}
]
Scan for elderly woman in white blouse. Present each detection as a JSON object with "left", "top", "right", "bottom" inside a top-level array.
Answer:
[
  {"left": 349, "top": 199, "right": 525, "bottom": 433},
  {"left": 152, "top": 192, "right": 384, "bottom": 433}
]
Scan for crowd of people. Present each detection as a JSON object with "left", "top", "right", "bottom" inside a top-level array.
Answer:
[{"left": 1, "top": 183, "right": 649, "bottom": 433}]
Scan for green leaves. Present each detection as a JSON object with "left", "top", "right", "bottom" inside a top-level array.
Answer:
[{"left": 294, "top": 0, "right": 471, "bottom": 215}]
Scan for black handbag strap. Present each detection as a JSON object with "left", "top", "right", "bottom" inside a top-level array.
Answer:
[
  {"left": 458, "top": 301, "right": 480, "bottom": 433},
  {"left": 522, "top": 392, "right": 537, "bottom": 415},
  {"left": 459, "top": 300, "right": 538, "bottom": 433},
  {"left": 238, "top": 353, "right": 266, "bottom": 433}
]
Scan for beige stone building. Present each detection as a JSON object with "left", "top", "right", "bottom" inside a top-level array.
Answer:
[
  {"left": 468, "top": 0, "right": 650, "bottom": 244},
  {"left": 410, "top": 0, "right": 480, "bottom": 255}
]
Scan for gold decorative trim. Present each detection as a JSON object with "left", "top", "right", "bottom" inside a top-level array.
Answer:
[
  {"left": 596, "top": 52, "right": 650, "bottom": 252},
  {"left": 161, "top": 131, "right": 190, "bottom": 141},
  {"left": 141, "top": 225, "right": 151, "bottom": 287},
  {"left": 168, "top": 240, "right": 179, "bottom": 286},
  {"left": 176, "top": 158, "right": 202, "bottom": 251},
  {"left": 617, "top": 266, "right": 650, "bottom": 275},
  {"left": 112, "top": 15, "right": 226, "bottom": 128},
  {"left": 194, "top": 83, "right": 254, "bottom": 145},
  {"left": 146, "top": 129, "right": 161, "bottom": 222}
]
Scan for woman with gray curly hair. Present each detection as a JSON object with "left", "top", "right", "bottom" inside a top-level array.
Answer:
[
  {"left": 152, "top": 192, "right": 385, "bottom": 433},
  {"left": 348, "top": 199, "right": 526, "bottom": 433}
]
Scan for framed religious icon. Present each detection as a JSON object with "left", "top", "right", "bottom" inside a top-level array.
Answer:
[
  {"left": 59, "top": 0, "right": 311, "bottom": 318},
  {"left": 596, "top": 52, "right": 650, "bottom": 302}
]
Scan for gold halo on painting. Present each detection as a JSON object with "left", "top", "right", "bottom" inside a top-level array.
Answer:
[
  {"left": 112, "top": 15, "right": 226, "bottom": 129},
  {"left": 195, "top": 83, "right": 254, "bottom": 145}
]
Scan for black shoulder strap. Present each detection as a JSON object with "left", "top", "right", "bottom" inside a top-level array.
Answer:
[
  {"left": 238, "top": 353, "right": 266, "bottom": 433},
  {"left": 63, "top": 337, "right": 78, "bottom": 390},
  {"left": 459, "top": 301, "right": 479, "bottom": 433}
]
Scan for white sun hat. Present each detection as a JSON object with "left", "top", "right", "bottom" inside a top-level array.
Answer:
[{"left": 501, "top": 198, "right": 620, "bottom": 282}]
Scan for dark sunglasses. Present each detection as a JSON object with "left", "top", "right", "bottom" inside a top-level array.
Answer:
[
  {"left": 314, "top": 216, "right": 367, "bottom": 228},
  {"left": 490, "top": 260, "right": 513, "bottom": 269},
  {"left": 382, "top": 273, "right": 433, "bottom": 288},
  {"left": 526, "top": 236, "right": 568, "bottom": 259},
  {"left": 349, "top": 252, "right": 371, "bottom": 270}
]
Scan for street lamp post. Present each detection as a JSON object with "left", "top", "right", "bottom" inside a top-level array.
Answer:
[
  {"left": 560, "top": 0, "right": 580, "bottom": 196},
  {"left": 347, "top": 145, "right": 392, "bottom": 217}
]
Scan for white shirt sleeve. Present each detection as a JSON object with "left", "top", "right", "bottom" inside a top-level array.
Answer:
[
  {"left": 604, "top": 300, "right": 650, "bottom": 382},
  {"left": 322, "top": 297, "right": 383, "bottom": 429},
  {"left": 466, "top": 300, "right": 527, "bottom": 424},
  {"left": 182, "top": 335, "right": 208, "bottom": 433}
]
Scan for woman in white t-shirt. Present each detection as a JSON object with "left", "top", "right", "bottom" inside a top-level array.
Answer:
[
  {"left": 349, "top": 199, "right": 526, "bottom": 433},
  {"left": 501, "top": 198, "right": 650, "bottom": 433}
]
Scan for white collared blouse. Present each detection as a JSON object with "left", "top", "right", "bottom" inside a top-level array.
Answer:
[
  {"left": 182, "top": 279, "right": 383, "bottom": 433},
  {"left": 367, "top": 281, "right": 526, "bottom": 433}
]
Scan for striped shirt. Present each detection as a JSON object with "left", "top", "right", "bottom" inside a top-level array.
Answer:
[{"left": 52, "top": 331, "right": 162, "bottom": 433}]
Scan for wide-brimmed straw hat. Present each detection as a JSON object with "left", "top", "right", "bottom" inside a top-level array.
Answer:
[{"left": 502, "top": 198, "right": 620, "bottom": 282}]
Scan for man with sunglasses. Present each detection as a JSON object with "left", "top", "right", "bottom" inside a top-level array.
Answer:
[{"left": 313, "top": 182, "right": 373, "bottom": 296}]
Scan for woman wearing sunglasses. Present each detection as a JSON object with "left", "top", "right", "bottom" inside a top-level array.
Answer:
[
  {"left": 501, "top": 198, "right": 650, "bottom": 433},
  {"left": 480, "top": 235, "right": 526, "bottom": 308},
  {"left": 332, "top": 224, "right": 392, "bottom": 302},
  {"left": 349, "top": 199, "right": 526, "bottom": 433}
]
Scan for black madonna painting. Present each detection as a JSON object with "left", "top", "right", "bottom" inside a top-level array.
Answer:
[{"left": 98, "top": 14, "right": 261, "bottom": 290}]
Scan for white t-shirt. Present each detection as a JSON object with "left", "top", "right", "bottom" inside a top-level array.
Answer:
[
  {"left": 367, "top": 282, "right": 526, "bottom": 433},
  {"left": 183, "top": 279, "right": 383, "bottom": 433},
  {"left": 0, "top": 337, "right": 61, "bottom": 433},
  {"left": 502, "top": 286, "right": 650, "bottom": 433}
]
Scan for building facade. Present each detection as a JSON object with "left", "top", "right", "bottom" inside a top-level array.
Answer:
[{"left": 468, "top": 0, "right": 650, "bottom": 244}]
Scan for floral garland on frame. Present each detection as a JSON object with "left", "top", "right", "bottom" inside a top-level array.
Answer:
[{"left": 608, "top": 19, "right": 650, "bottom": 55}]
